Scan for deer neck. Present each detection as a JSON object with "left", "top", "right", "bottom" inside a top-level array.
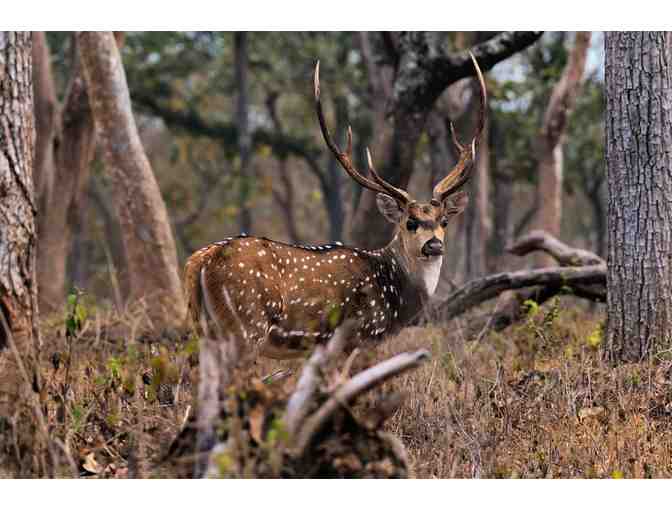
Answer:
[{"left": 378, "top": 234, "right": 443, "bottom": 322}]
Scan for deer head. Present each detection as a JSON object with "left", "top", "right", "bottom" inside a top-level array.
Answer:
[{"left": 314, "top": 52, "right": 486, "bottom": 291}]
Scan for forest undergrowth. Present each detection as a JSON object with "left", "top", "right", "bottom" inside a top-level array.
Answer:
[{"left": 1, "top": 295, "right": 672, "bottom": 478}]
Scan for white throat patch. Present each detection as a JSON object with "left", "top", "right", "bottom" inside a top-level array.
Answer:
[{"left": 421, "top": 256, "right": 443, "bottom": 296}]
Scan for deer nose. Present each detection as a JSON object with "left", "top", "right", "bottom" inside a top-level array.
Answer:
[{"left": 422, "top": 237, "right": 443, "bottom": 257}]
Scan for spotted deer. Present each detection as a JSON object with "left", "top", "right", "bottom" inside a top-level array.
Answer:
[{"left": 184, "top": 53, "right": 486, "bottom": 360}]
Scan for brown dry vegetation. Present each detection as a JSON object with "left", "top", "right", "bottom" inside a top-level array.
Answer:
[{"left": 2, "top": 296, "right": 672, "bottom": 478}]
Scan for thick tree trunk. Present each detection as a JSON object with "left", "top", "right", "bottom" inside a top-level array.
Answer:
[
  {"left": 234, "top": 32, "right": 253, "bottom": 234},
  {"left": 0, "top": 32, "right": 38, "bottom": 348},
  {"left": 605, "top": 32, "right": 672, "bottom": 363},
  {"left": 530, "top": 31, "right": 591, "bottom": 266},
  {"left": 78, "top": 31, "right": 185, "bottom": 326},
  {"left": 36, "top": 34, "right": 97, "bottom": 312}
]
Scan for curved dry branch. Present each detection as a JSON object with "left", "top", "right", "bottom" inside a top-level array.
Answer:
[
  {"left": 293, "top": 349, "right": 430, "bottom": 457},
  {"left": 508, "top": 229, "right": 604, "bottom": 266},
  {"left": 283, "top": 321, "right": 354, "bottom": 437}
]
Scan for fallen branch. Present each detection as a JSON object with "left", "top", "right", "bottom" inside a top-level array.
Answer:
[
  {"left": 507, "top": 229, "right": 604, "bottom": 267},
  {"left": 283, "top": 321, "right": 353, "bottom": 437},
  {"left": 293, "top": 349, "right": 430, "bottom": 457},
  {"left": 435, "top": 264, "right": 605, "bottom": 323}
]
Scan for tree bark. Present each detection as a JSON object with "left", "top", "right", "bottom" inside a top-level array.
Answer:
[
  {"left": 0, "top": 31, "right": 38, "bottom": 348},
  {"left": 78, "top": 31, "right": 185, "bottom": 326},
  {"left": 530, "top": 32, "right": 591, "bottom": 266},
  {"left": 605, "top": 32, "right": 672, "bottom": 363}
]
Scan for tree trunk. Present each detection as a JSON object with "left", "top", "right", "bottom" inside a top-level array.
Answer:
[
  {"left": 530, "top": 31, "right": 591, "bottom": 266},
  {"left": 36, "top": 34, "right": 97, "bottom": 312},
  {"left": 234, "top": 32, "right": 253, "bottom": 234},
  {"left": 464, "top": 98, "right": 491, "bottom": 279},
  {"left": 488, "top": 115, "right": 514, "bottom": 272},
  {"left": 350, "top": 110, "right": 426, "bottom": 248},
  {"left": 78, "top": 31, "right": 185, "bottom": 326},
  {"left": 0, "top": 31, "right": 38, "bottom": 348},
  {"left": 605, "top": 32, "right": 672, "bottom": 363},
  {"left": 324, "top": 94, "right": 347, "bottom": 242},
  {"left": 31, "top": 32, "right": 57, "bottom": 209}
]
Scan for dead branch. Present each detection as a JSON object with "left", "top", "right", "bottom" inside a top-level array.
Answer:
[
  {"left": 507, "top": 229, "right": 604, "bottom": 266},
  {"left": 284, "top": 321, "right": 353, "bottom": 437},
  {"left": 435, "top": 263, "right": 605, "bottom": 323},
  {"left": 293, "top": 349, "right": 430, "bottom": 457},
  {"left": 432, "top": 230, "right": 606, "bottom": 335}
]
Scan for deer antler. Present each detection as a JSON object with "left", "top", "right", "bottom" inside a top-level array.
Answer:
[
  {"left": 314, "top": 61, "right": 409, "bottom": 205},
  {"left": 433, "top": 51, "right": 487, "bottom": 203}
]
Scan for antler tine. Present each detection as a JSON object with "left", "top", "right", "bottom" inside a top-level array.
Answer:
[
  {"left": 433, "top": 51, "right": 488, "bottom": 202},
  {"left": 366, "top": 148, "right": 410, "bottom": 204},
  {"left": 314, "top": 61, "right": 397, "bottom": 199}
]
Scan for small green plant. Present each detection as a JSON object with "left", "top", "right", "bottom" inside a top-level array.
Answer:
[
  {"left": 65, "top": 290, "right": 89, "bottom": 339},
  {"left": 586, "top": 322, "right": 604, "bottom": 350}
]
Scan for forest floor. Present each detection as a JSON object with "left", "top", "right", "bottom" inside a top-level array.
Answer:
[{"left": 2, "top": 296, "right": 672, "bottom": 478}]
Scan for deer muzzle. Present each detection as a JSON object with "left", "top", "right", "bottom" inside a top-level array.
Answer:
[{"left": 421, "top": 237, "right": 443, "bottom": 257}]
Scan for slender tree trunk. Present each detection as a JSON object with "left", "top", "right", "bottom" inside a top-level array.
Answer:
[
  {"left": 0, "top": 31, "right": 38, "bottom": 348},
  {"left": 324, "top": 94, "right": 347, "bottom": 242},
  {"left": 274, "top": 158, "right": 302, "bottom": 244},
  {"left": 31, "top": 32, "right": 57, "bottom": 209},
  {"left": 605, "top": 32, "right": 672, "bottom": 363},
  {"left": 78, "top": 31, "right": 185, "bottom": 326},
  {"left": 234, "top": 32, "right": 253, "bottom": 234},
  {"left": 464, "top": 100, "right": 491, "bottom": 279},
  {"left": 37, "top": 34, "right": 97, "bottom": 312},
  {"left": 530, "top": 31, "right": 591, "bottom": 266},
  {"left": 488, "top": 115, "right": 514, "bottom": 272}
]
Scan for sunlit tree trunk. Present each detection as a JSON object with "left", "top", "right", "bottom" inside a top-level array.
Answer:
[
  {"left": 78, "top": 31, "right": 185, "bottom": 326},
  {"left": 0, "top": 31, "right": 38, "bottom": 348},
  {"left": 605, "top": 32, "right": 672, "bottom": 363},
  {"left": 530, "top": 31, "right": 591, "bottom": 266}
]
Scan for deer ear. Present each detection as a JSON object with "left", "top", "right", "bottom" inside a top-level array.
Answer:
[
  {"left": 444, "top": 191, "right": 469, "bottom": 216},
  {"left": 376, "top": 193, "right": 404, "bottom": 223}
]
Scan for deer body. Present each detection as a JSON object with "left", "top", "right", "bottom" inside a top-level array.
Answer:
[
  {"left": 185, "top": 232, "right": 440, "bottom": 359},
  {"left": 185, "top": 54, "right": 487, "bottom": 360}
]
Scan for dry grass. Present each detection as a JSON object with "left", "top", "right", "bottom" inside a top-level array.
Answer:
[{"left": 2, "top": 296, "right": 672, "bottom": 478}]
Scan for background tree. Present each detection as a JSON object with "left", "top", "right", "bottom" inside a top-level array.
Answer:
[
  {"left": 349, "top": 32, "right": 544, "bottom": 249},
  {"left": 528, "top": 31, "right": 591, "bottom": 266},
  {"left": 34, "top": 33, "right": 98, "bottom": 312},
  {"left": 0, "top": 31, "right": 38, "bottom": 347},
  {"left": 78, "top": 31, "right": 185, "bottom": 325},
  {"left": 605, "top": 32, "right": 672, "bottom": 363}
]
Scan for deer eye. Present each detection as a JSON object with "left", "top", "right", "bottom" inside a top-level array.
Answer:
[
  {"left": 406, "top": 218, "right": 419, "bottom": 232},
  {"left": 440, "top": 217, "right": 449, "bottom": 229}
]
